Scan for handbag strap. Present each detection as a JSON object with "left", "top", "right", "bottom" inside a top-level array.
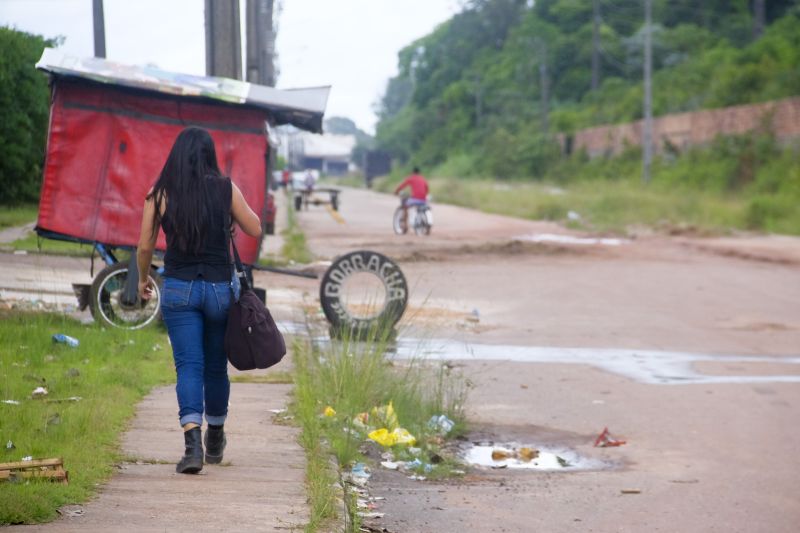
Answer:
[
  {"left": 229, "top": 230, "right": 251, "bottom": 292},
  {"left": 225, "top": 178, "right": 252, "bottom": 292}
]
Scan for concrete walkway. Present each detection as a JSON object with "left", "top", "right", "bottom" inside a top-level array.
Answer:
[
  {"left": 10, "top": 374, "right": 308, "bottom": 532},
  {"left": 0, "top": 222, "right": 34, "bottom": 245}
]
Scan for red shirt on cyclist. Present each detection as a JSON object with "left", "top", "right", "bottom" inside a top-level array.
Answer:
[{"left": 395, "top": 167, "right": 429, "bottom": 201}]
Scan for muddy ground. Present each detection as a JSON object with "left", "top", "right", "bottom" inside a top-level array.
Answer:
[
  {"left": 2, "top": 186, "right": 799, "bottom": 532},
  {"left": 286, "top": 186, "right": 800, "bottom": 532}
]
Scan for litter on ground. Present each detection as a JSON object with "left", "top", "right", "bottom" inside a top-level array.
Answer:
[{"left": 594, "top": 427, "right": 627, "bottom": 447}]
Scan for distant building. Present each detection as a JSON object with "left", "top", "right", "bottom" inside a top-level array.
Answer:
[{"left": 278, "top": 127, "right": 356, "bottom": 175}]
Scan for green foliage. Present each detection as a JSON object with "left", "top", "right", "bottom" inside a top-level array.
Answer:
[
  {"left": 426, "top": 134, "right": 800, "bottom": 235},
  {"left": 0, "top": 204, "right": 37, "bottom": 230},
  {"left": 6, "top": 231, "right": 94, "bottom": 257},
  {"left": 374, "top": 0, "right": 800, "bottom": 188},
  {"left": 0, "top": 311, "right": 173, "bottom": 525},
  {"left": 0, "top": 28, "right": 55, "bottom": 205}
]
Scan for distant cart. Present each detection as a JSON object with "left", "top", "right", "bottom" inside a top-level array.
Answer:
[{"left": 294, "top": 187, "right": 341, "bottom": 211}]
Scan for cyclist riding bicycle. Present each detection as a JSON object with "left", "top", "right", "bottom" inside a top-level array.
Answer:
[{"left": 394, "top": 167, "right": 429, "bottom": 227}]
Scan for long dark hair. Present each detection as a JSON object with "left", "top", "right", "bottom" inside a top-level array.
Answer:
[{"left": 148, "top": 127, "right": 223, "bottom": 254}]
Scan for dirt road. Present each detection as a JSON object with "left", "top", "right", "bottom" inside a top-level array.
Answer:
[
  {"left": 289, "top": 186, "right": 800, "bottom": 532},
  {"left": 2, "top": 187, "right": 799, "bottom": 531}
]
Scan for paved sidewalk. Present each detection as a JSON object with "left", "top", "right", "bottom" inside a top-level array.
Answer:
[{"left": 10, "top": 380, "right": 307, "bottom": 532}]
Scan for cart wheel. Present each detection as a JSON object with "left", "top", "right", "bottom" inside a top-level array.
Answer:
[
  {"left": 294, "top": 194, "right": 302, "bottom": 211},
  {"left": 331, "top": 194, "right": 339, "bottom": 211},
  {"left": 89, "top": 263, "right": 162, "bottom": 329},
  {"left": 265, "top": 221, "right": 275, "bottom": 235}
]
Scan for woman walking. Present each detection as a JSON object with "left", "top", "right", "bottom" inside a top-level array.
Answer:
[{"left": 136, "top": 127, "right": 261, "bottom": 474}]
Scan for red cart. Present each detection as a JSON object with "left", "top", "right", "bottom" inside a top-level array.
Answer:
[{"left": 35, "top": 49, "right": 329, "bottom": 328}]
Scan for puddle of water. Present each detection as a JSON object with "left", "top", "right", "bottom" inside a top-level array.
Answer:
[
  {"left": 389, "top": 338, "right": 800, "bottom": 385},
  {"left": 463, "top": 443, "right": 607, "bottom": 471},
  {"left": 514, "top": 233, "right": 628, "bottom": 246}
]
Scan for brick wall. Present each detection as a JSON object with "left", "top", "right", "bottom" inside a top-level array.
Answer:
[{"left": 568, "top": 97, "right": 800, "bottom": 157}]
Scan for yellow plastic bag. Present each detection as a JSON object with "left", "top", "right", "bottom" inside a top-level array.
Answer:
[
  {"left": 368, "top": 428, "right": 395, "bottom": 446},
  {"left": 391, "top": 428, "right": 416, "bottom": 446},
  {"left": 367, "top": 427, "right": 417, "bottom": 447},
  {"left": 370, "top": 401, "right": 398, "bottom": 430}
]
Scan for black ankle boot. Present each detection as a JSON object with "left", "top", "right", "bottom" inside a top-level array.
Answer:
[
  {"left": 204, "top": 425, "right": 226, "bottom": 464},
  {"left": 176, "top": 427, "right": 203, "bottom": 474}
]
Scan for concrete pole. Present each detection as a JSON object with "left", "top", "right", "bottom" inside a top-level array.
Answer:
[
  {"left": 92, "top": 0, "right": 106, "bottom": 58},
  {"left": 753, "top": 0, "right": 766, "bottom": 39},
  {"left": 642, "top": 0, "right": 653, "bottom": 183},
  {"left": 205, "top": 0, "right": 242, "bottom": 79},
  {"left": 246, "top": 0, "right": 276, "bottom": 86},
  {"left": 539, "top": 41, "right": 549, "bottom": 134}
]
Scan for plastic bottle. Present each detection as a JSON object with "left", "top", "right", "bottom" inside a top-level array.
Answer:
[{"left": 52, "top": 334, "right": 79, "bottom": 348}]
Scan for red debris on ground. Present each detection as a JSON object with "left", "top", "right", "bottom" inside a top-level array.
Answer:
[{"left": 593, "top": 427, "right": 627, "bottom": 447}]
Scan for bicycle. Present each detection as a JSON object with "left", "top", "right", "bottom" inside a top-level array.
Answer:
[{"left": 393, "top": 196, "right": 433, "bottom": 236}]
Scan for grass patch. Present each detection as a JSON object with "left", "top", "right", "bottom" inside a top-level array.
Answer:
[
  {"left": 281, "top": 202, "right": 313, "bottom": 265},
  {"left": 229, "top": 371, "right": 293, "bottom": 384},
  {"left": 427, "top": 178, "right": 747, "bottom": 235},
  {"left": 0, "top": 311, "right": 173, "bottom": 525},
  {"left": 292, "top": 337, "right": 341, "bottom": 532},
  {"left": 374, "top": 135, "right": 800, "bottom": 236},
  {"left": 290, "top": 322, "right": 469, "bottom": 530},
  {"left": 0, "top": 204, "right": 38, "bottom": 230},
  {"left": 5, "top": 232, "right": 95, "bottom": 257}
]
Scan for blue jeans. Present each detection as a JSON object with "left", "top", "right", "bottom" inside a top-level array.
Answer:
[{"left": 161, "top": 277, "right": 232, "bottom": 427}]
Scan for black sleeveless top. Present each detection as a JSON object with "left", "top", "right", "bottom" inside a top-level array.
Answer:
[{"left": 161, "top": 177, "right": 232, "bottom": 282}]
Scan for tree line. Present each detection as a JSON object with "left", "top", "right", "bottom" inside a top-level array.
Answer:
[{"left": 373, "top": 0, "right": 800, "bottom": 179}]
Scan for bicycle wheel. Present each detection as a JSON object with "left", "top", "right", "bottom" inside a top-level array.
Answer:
[
  {"left": 413, "top": 208, "right": 431, "bottom": 236},
  {"left": 89, "top": 263, "right": 162, "bottom": 329},
  {"left": 393, "top": 206, "right": 408, "bottom": 235}
]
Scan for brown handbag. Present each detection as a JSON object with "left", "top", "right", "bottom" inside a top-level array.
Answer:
[{"left": 224, "top": 230, "right": 286, "bottom": 371}]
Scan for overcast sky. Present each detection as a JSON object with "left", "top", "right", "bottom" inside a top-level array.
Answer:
[{"left": 0, "top": 0, "right": 459, "bottom": 133}]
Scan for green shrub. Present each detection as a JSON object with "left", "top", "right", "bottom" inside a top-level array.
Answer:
[{"left": 0, "top": 28, "right": 55, "bottom": 204}]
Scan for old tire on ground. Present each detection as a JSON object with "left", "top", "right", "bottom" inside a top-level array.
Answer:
[
  {"left": 89, "top": 263, "right": 162, "bottom": 329},
  {"left": 319, "top": 250, "right": 408, "bottom": 336}
]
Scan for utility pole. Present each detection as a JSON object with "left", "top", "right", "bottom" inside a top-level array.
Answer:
[
  {"left": 205, "top": 0, "right": 242, "bottom": 79},
  {"left": 753, "top": 0, "right": 766, "bottom": 39},
  {"left": 246, "top": 0, "right": 276, "bottom": 86},
  {"left": 591, "top": 0, "right": 600, "bottom": 91},
  {"left": 92, "top": 0, "right": 106, "bottom": 58},
  {"left": 472, "top": 76, "right": 483, "bottom": 128},
  {"left": 539, "top": 40, "right": 549, "bottom": 134},
  {"left": 642, "top": 0, "right": 653, "bottom": 183}
]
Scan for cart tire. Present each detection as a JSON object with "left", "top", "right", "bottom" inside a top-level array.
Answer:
[
  {"left": 265, "top": 221, "right": 275, "bottom": 235},
  {"left": 320, "top": 250, "right": 408, "bottom": 336},
  {"left": 89, "top": 263, "right": 162, "bottom": 330},
  {"left": 331, "top": 195, "right": 339, "bottom": 211},
  {"left": 294, "top": 195, "right": 302, "bottom": 211}
]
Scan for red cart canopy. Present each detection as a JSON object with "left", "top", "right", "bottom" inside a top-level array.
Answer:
[{"left": 35, "top": 49, "right": 330, "bottom": 264}]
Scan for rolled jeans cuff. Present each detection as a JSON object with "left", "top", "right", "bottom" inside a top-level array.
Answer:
[
  {"left": 205, "top": 413, "right": 227, "bottom": 426},
  {"left": 180, "top": 413, "right": 203, "bottom": 427}
]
